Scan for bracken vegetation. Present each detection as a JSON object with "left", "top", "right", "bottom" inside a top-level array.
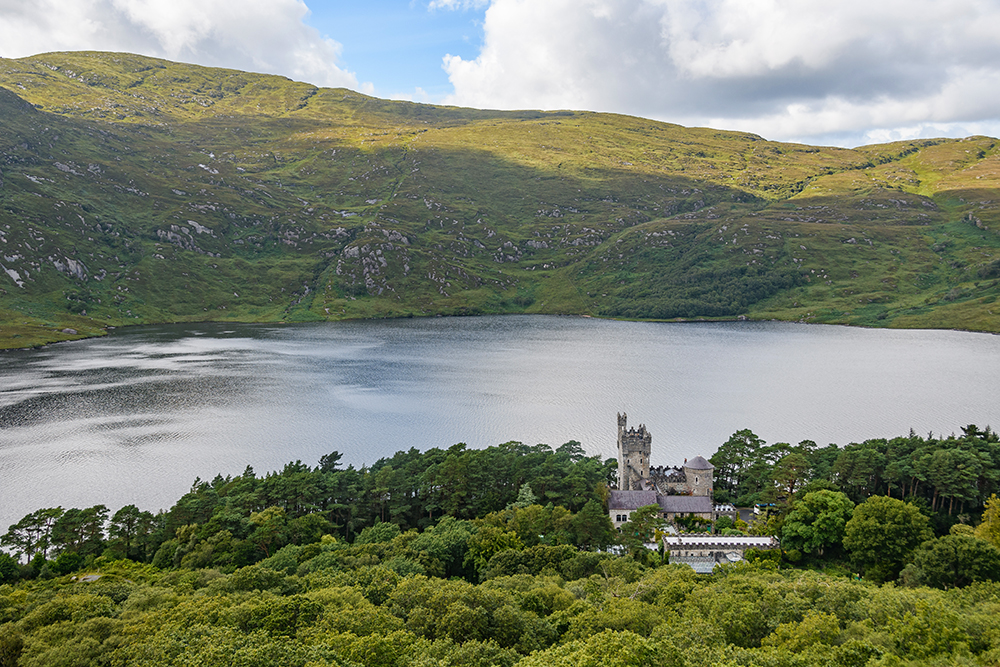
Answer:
[{"left": 0, "top": 51, "right": 998, "bottom": 348}]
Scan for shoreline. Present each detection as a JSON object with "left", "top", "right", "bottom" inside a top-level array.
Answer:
[{"left": 4, "top": 309, "right": 998, "bottom": 352}]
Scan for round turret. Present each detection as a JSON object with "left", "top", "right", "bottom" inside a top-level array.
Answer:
[{"left": 683, "top": 456, "right": 714, "bottom": 496}]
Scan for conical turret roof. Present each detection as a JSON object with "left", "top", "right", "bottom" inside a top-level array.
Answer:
[{"left": 684, "top": 455, "right": 714, "bottom": 470}]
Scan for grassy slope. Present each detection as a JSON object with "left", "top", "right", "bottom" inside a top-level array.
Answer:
[{"left": 0, "top": 51, "right": 997, "bottom": 348}]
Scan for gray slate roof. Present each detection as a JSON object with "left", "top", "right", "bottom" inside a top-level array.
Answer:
[
  {"left": 610, "top": 491, "right": 715, "bottom": 513},
  {"left": 657, "top": 495, "right": 713, "bottom": 514},
  {"left": 608, "top": 490, "right": 658, "bottom": 510},
  {"left": 684, "top": 455, "right": 714, "bottom": 470}
]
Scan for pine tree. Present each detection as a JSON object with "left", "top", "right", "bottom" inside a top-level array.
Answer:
[{"left": 510, "top": 484, "right": 538, "bottom": 509}]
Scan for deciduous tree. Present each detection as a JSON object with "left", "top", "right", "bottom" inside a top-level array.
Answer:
[
  {"left": 844, "top": 496, "right": 932, "bottom": 582},
  {"left": 905, "top": 533, "right": 1000, "bottom": 589},
  {"left": 781, "top": 490, "right": 855, "bottom": 556},
  {"left": 248, "top": 506, "right": 287, "bottom": 558},
  {"left": 975, "top": 493, "right": 1000, "bottom": 548},
  {"left": 465, "top": 526, "right": 523, "bottom": 575}
]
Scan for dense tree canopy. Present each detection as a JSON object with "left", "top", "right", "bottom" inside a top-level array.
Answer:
[
  {"left": 4, "top": 425, "right": 1000, "bottom": 666},
  {"left": 2, "top": 440, "right": 616, "bottom": 573},
  {"left": 4, "top": 547, "right": 1000, "bottom": 667},
  {"left": 975, "top": 493, "right": 1000, "bottom": 548},
  {"left": 904, "top": 532, "right": 1000, "bottom": 589},
  {"left": 843, "top": 496, "right": 933, "bottom": 582},
  {"left": 780, "top": 490, "right": 855, "bottom": 556},
  {"left": 710, "top": 426, "right": 999, "bottom": 509}
]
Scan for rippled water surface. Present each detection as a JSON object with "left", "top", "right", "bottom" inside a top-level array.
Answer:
[{"left": 1, "top": 316, "right": 998, "bottom": 528}]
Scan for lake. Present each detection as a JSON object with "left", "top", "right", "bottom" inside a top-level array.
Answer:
[{"left": 1, "top": 315, "right": 998, "bottom": 530}]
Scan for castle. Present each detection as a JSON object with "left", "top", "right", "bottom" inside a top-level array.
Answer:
[
  {"left": 616, "top": 413, "right": 651, "bottom": 491},
  {"left": 616, "top": 413, "right": 713, "bottom": 497},
  {"left": 610, "top": 413, "right": 772, "bottom": 572},
  {"left": 610, "top": 413, "right": 732, "bottom": 529}
]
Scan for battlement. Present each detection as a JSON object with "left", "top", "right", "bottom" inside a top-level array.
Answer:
[
  {"left": 615, "top": 413, "right": 713, "bottom": 497},
  {"left": 620, "top": 426, "right": 651, "bottom": 452},
  {"left": 617, "top": 413, "right": 651, "bottom": 490}
]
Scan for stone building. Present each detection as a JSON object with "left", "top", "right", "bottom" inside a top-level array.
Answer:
[
  {"left": 616, "top": 413, "right": 651, "bottom": 491},
  {"left": 664, "top": 534, "right": 779, "bottom": 573},
  {"left": 649, "top": 455, "right": 715, "bottom": 498},
  {"left": 610, "top": 414, "right": 736, "bottom": 529}
]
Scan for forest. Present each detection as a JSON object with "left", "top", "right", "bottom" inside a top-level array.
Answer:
[
  {"left": 3, "top": 427, "right": 1000, "bottom": 666},
  {"left": 710, "top": 425, "right": 1000, "bottom": 518}
]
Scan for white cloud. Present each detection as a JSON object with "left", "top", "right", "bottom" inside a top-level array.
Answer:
[
  {"left": 5, "top": 0, "right": 999, "bottom": 147},
  {"left": 389, "top": 87, "right": 434, "bottom": 103},
  {"left": 0, "top": 0, "right": 360, "bottom": 89},
  {"left": 428, "top": 0, "right": 490, "bottom": 10},
  {"left": 443, "top": 0, "right": 1000, "bottom": 146}
]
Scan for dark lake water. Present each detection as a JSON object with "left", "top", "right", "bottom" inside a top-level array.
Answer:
[{"left": 1, "top": 315, "right": 998, "bottom": 530}]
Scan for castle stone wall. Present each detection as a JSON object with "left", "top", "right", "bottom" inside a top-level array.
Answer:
[{"left": 617, "top": 413, "right": 651, "bottom": 491}]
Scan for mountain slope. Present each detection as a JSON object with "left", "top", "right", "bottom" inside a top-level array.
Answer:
[{"left": 0, "top": 51, "right": 998, "bottom": 347}]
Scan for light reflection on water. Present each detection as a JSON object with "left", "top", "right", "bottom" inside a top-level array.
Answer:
[{"left": 1, "top": 315, "right": 999, "bottom": 529}]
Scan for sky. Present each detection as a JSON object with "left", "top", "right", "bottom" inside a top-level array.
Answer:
[{"left": 1, "top": 0, "right": 1000, "bottom": 148}]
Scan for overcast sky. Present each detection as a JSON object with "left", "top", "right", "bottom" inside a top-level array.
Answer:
[{"left": 1, "top": 0, "right": 999, "bottom": 148}]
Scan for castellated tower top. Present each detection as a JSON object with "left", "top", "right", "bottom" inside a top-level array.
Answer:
[{"left": 617, "top": 412, "right": 651, "bottom": 491}]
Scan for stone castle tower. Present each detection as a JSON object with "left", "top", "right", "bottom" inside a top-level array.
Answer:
[
  {"left": 617, "top": 412, "right": 651, "bottom": 490},
  {"left": 615, "top": 414, "right": 715, "bottom": 496},
  {"left": 681, "top": 456, "right": 714, "bottom": 497}
]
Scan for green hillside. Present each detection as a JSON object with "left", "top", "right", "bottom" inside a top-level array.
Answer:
[{"left": 1, "top": 51, "right": 998, "bottom": 347}]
